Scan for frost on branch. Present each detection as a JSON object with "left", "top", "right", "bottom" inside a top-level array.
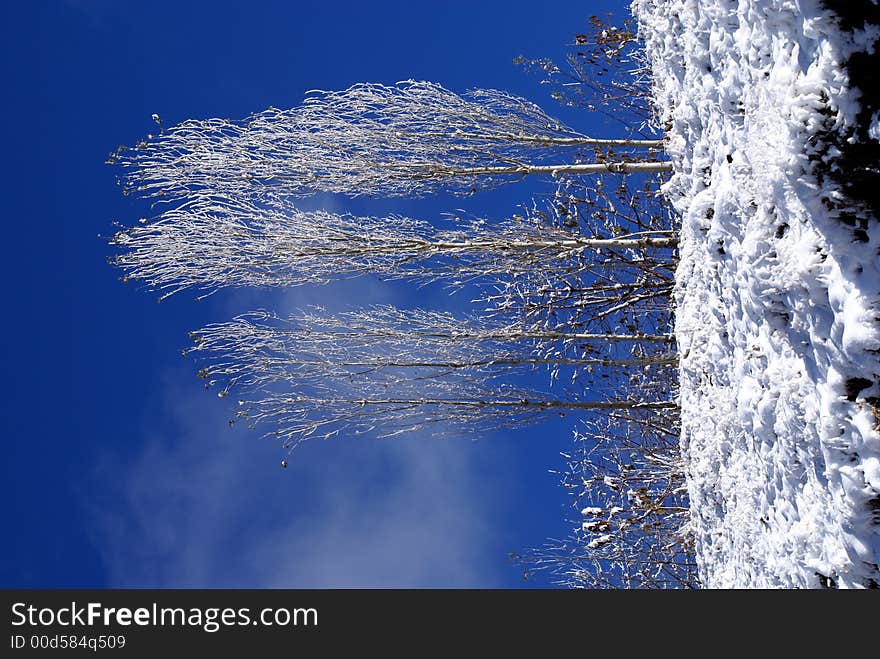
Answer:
[
  {"left": 516, "top": 391, "right": 695, "bottom": 589},
  {"left": 110, "top": 80, "right": 668, "bottom": 200},
  {"left": 109, "top": 192, "right": 676, "bottom": 300},
  {"left": 483, "top": 177, "right": 677, "bottom": 342},
  {"left": 186, "top": 307, "right": 678, "bottom": 446}
]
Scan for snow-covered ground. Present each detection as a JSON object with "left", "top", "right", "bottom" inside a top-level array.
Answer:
[{"left": 633, "top": 0, "right": 880, "bottom": 587}]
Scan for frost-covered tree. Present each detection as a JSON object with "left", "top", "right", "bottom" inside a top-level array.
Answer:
[
  {"left": 514, "top": 395, "right": 695, "bottom": 589},
  {"left": 187, "top": 308, "right": 677, "bottom": 446},
  {"left": 109, "top": 192, "right": 676, "bottom": 300},
  {"left": 109, "top": 81, "right": 670, "bottom": 200},
  {"left": 481, "top": 175, "right": 677, "bottom": 342},
  {"left": 189, "top": 308, "right": 676, "bottom": 381},
  {"left": 515, "top": 15, "right": 655, "bottom": 131},
  {"left": 105, "top": 8, "right": 689, "bottom": 591}
]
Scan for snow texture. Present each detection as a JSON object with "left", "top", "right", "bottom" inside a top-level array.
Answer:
[{"left": 633, "top": 0, "right": 880, "bottom": 587}]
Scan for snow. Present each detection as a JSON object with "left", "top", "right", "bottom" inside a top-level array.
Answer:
[
  {"left": 870, "top": 112, "right": 880, "bottom": 142},
  {"left": 587, "top": 534, "right": 614, "bottom": 550},
  {"left": 633, "top": 0, "right": 880, "bottom": 587}
]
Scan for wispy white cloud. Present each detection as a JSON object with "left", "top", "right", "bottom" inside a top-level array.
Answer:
[
  {"left": 87, "top": 223, "right": 526, "bottom": 588},
  {"left": 88, "top": 363, "right": 511, "bottom": 588}
]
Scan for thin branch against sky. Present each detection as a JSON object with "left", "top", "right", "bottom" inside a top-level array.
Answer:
[
  {"left": 109, "top": 192, "right": 676, "bottom": 299},
  {"left": 111, "top": 80, "right": 669, "bottom": 200}
]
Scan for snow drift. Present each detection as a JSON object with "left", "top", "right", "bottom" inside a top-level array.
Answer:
[{"left": 633, "top": 0, "right": 880, "bottom": 587}]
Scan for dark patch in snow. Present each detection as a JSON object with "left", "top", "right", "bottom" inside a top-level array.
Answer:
[
  {"left": 853, "top": 228, "right": 869, "bottom": 243},
  {"left": 821, "top": 1, "right": 880, "bottom": 32},
  {"left": 837, "top": 212, "right": 867, "bottom": 229},
  {"left": 815, "top": 3, "right": 880, "bottom": 218},
  {"left": 867, "top": 495, "right": 880, "bottom": 524},
  {"left": 768, "top": 311, "right": 792, "bottom": 329},
  {"left": 844, "top": 376, "right": 873, "bottom": 401},
  {"left": 815, "top": 571, "right": 838, "bottom": 589}
]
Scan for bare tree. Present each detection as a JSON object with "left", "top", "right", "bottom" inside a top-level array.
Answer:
[
  {"left": 485, "top": 161, "right": 688, "bottom": 588},
  {"left": 186, "top": 307, "right": 677, "bottom": 446},
  {"left": 233, "top": 393, "right": 677, "bottom": 447},
  {"left": 188, "top": 308, "right": 676, "bottom": 381},
  {"left": 516, "top": 15, "right": 656, "bottom": 132},
  {"left": 486, "top": 255, "right": 674, "bottom": 335},
  {"left": 514, "top": 396, "right": 696, "bottom": 589},
  {"left": 106, "top": 18, "right": 688, "bottom": 588},
  {"left": 109, "top": 81, "right": 670, "bottom": 201},
  {"left": 110, "top": 191, "right": 676, "bottom": 300},
  {"left": 481, "top": 176, "right": 677, "bottom": 339}
]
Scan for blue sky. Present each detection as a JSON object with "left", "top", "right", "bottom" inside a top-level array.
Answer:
[{"left": 1, "top": 0, "right": 632, "bottom": 588}]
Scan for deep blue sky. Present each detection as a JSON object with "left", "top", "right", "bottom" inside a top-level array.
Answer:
[{"left": 1, "top": 0, "right": 631, "bottom": 588}]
